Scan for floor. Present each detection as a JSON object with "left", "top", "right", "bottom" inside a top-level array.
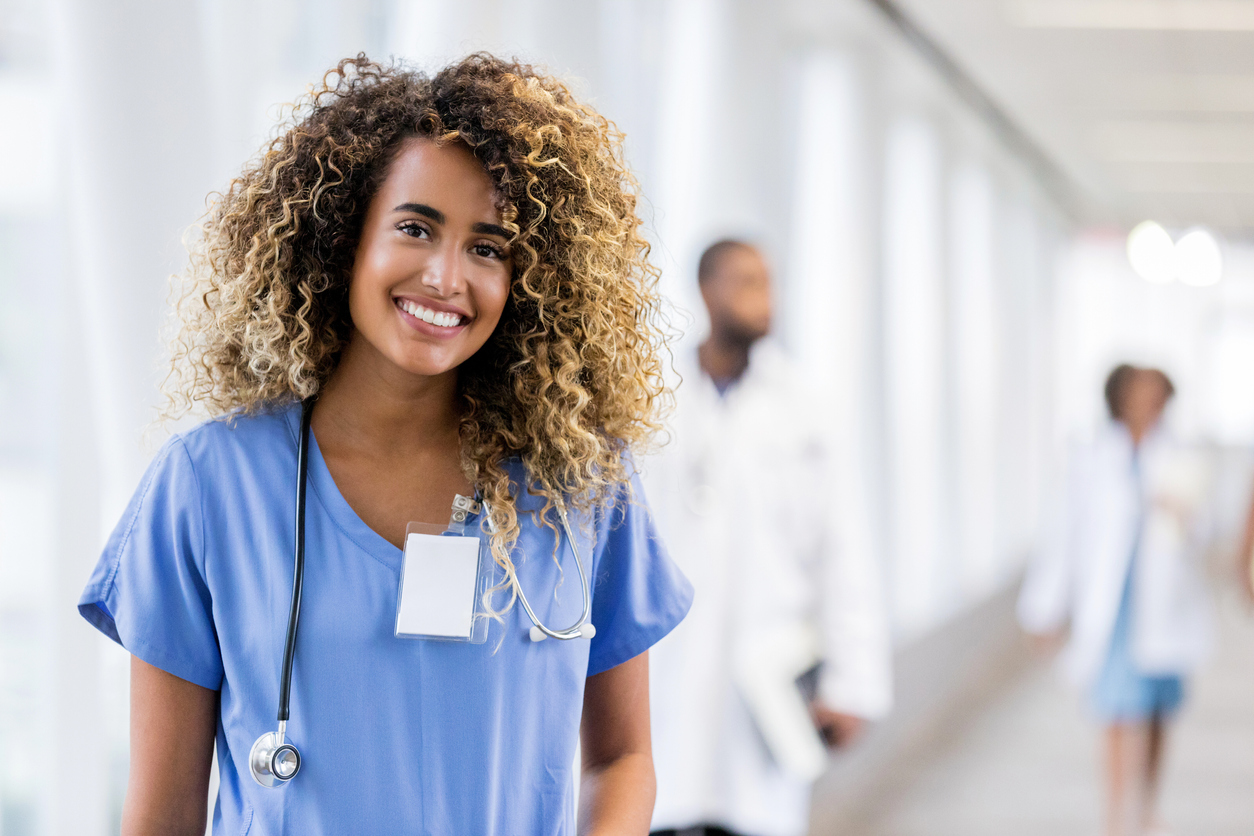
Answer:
[{"left": 851, "top": 595, "right": 1254, "bottom": 836}]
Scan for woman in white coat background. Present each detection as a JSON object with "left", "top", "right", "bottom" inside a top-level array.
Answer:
[{"left": 1018, "top": 364, "right": 1213, "bottom": 836}]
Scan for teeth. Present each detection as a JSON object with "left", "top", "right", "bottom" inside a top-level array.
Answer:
[{"left": 396, "top": 299, "right": 463, "bottom": 328}]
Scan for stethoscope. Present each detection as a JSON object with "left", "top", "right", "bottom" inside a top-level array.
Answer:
[{"left": 250, "top": 398, "right": 596, "bottom": 787}]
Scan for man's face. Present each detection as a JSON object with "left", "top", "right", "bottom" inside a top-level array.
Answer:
[{"left": 700, "top": 246, "right": 773, "bottom": 345}]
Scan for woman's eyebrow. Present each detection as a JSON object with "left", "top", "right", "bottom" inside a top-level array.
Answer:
[
  {"left": 393, "top": 202, "right": 444, "bottom": 224},
  {"left": 472, "top": 222, "right": 510, "bottom": 239},
  {"left": 393, "top": 203, "right": 507, "bottom": 239}
]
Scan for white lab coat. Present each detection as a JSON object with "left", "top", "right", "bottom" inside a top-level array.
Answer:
[
  {"left": 644, "top": 342, "right": 893, "bottom": 836},
  {"left": 1017, "top": 422, "right": 1213, "bottom": 689}
]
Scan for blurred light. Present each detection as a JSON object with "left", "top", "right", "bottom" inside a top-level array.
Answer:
[
  {"left": 1126, "top": 220, "right": 1175, "bottom": 284},
  {"left": 1175, "top": 228, "right": 1224, "bottom": 286}
]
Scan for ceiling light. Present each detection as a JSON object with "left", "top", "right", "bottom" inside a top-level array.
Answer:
[
  {"left": 1127, "top": 221, "right": 1176, "bottom": 284},
  {"left": 1175, "top": 228, "right": 1224, "bottom": 286}
]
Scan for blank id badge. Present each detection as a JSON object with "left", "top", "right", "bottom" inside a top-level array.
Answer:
[{"left": 395, "top": 518, "right": 493, "bottom": 644}]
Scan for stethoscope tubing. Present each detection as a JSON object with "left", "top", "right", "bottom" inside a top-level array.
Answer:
[
  {"left": 504, "top": 500, "right": 594, "bottom": 641},
  {"left": 278, "top": 398, "right": 314, "bottom": 725}
]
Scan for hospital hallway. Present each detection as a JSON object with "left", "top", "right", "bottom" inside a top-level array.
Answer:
[
  {"left": 12, "top": 1, "right": 1254, "bottom": 833},
  {"left": 817, "top": 590, "right": 1254, "bottom": 836}
]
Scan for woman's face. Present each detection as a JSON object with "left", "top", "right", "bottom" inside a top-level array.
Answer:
[
  {"left": 347, "top": 137, "right": 512, "bottom": 380},
  {"left": 1122, "top": 370, "right": 1170, "bottom": 438}
]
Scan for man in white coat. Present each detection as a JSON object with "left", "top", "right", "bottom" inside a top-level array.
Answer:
[{"left": 645, "top": 240, "right": 893, "bottom": 836}]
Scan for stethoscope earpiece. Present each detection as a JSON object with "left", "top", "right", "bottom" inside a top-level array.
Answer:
[{"left": 527, "top": 619, "right": 596, "bottom": 643}]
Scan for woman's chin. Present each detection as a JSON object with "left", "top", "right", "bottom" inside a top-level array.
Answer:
[
  {"left": 383, "top": 344, "right": 472, "bottom": 379},
  {"left": 351, "top": 329, "right": 470, "bottom": 380},
  {"left": 391, "top": 356, "right": 462, "bottom": 379}
]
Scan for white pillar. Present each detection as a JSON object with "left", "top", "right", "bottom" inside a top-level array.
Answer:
[
  {"left": 48, "top": 1, "right": 219, "bottom": 831},
  {"left": 787, "top": 50, "right": 873, "bottom": 396},
  {"left": 882, "top": 114, "right": 948, "bottom": 638},
  {"left": 51, "top": 0, "right": 218, "bottom": 508},
  {"left": 46, "top": 293, "right": 106, "bottom": 835},
  {"left": 785, "top": 47, "right": 882, "bottom": 595},
  {"left": 651, "top": 0, "right": 727, "bottom": 332},
  {"left": 949, "top": 161, "right": 1000, "bottom": 598},
  {"left": 998, "top": 192, "right": 1048, "bottom": 563}
]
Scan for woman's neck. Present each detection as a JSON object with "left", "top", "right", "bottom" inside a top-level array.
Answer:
[
  {"left": 314, "top": 334, "right": 462, "bottom": 455},
  {"left": 1123, "top": 419, "right": 1160, "bottom": 449}
]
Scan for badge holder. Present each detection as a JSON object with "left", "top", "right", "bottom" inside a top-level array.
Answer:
[{"left": 394, "top": 495, "right": 494, "bottom": 644}]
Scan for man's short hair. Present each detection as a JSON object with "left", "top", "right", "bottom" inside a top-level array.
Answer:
[{"left": 697, "top": 239, "right": 754, "bottom": 285}]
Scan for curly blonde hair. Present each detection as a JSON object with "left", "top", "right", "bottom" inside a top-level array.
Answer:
[{"left": 167, "top": 53, "right": 670, "bottom": 595}]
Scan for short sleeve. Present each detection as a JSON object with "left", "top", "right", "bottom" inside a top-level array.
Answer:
[
  {"left": 78, "top": 435, "right": 224, "bottom": 690},
  {"left": 586, "top": 469, "right": 693, "bottom": 676}
]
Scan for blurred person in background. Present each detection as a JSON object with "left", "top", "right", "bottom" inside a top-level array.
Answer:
[
  {"left": 74, "top": 55, "right": 692, "bottom": 835},
  {"left": 1232, "top": 467, "right": 1254, "bottom": 600},
  {"left": 1018, "top": 364, "right": 1213, "bottom": 836},
  {"left": 644, "top": 240, "right": 893, "bottom": 836}
]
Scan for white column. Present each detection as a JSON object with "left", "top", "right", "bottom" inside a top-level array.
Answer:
[
  {"left": 949, "top": 162, "right": 1000, "bottom": 598},
  {"left": 651, "top": 0, "right": 728, "bottom": 332},
  {"left": 51, "top": 0, "right": 218, "bottom": 511},
  {"left": 787, "top": 51, "right": 871, "bottom": 390},
  {"left": 46, "top": 293, "right": 106, "bottom": 836},
  {"left": 596, "top": 0, "right": 653, "bottom": 170},
  {"left": 48, "top": 1, "right": 219, "bottom": 831},
  {"left": 882, "top": 115, "right": 948, "bottom": 639},
  {"left": 998, "top": 192, "right": 1044, "bottom": 562},
  {"left": 785, "top": 48, "right": 881, "bottom": 588}
]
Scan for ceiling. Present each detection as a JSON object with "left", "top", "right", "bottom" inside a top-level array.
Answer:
[{"left": 889, "top": 0, "right": 1254, "bottom": 235}]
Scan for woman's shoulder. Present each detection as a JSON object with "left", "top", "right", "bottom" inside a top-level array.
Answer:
[
  {"left": 506, "top": 449, "right": 644, "bottom": 523},
  {"left": 167, "top": 402, "right": 299, "bottom": 470}
]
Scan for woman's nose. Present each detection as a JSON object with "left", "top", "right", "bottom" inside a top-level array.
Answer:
[{"left": 421, "top": 243, "right": 466, "bottom": 296}]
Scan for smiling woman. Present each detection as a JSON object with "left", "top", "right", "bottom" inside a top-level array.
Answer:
[
  {"left": 76, "top": 53, "right": 691, "bottom": 836},
  {"left": 168, "top": 54, "right": 671, "bottom": 565}
]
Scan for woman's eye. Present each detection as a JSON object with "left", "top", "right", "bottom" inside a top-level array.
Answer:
[
  {"left": 397, "top": 221, "right": 430, "bottom": 239},
  {"left": 472, "top": 243, "right": 505, "bottom": 260}
]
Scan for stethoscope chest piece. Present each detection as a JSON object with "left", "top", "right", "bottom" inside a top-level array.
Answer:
[{"left": 250, "top": 730, "right": 301, "bottom": 787}]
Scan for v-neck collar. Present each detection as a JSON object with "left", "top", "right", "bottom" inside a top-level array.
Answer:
[{"left": 282, "top": 402, "right": 403, "bottom": 573}]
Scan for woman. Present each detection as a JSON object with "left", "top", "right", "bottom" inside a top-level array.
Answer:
[
  {"left": 1018, "top": 364, "right": 1212, "bottom": 836},
  {"left": 78, "top": 54, "right": 692, "bottom": 835}
]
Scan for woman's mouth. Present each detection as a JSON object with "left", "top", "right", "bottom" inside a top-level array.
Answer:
[{"left": 395, "top": 297, "right": 468, "bottom": 329}]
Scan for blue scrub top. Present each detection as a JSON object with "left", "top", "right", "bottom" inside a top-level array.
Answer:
[{"left": 79, "top": 403, "right": 692, "bottom": 835}]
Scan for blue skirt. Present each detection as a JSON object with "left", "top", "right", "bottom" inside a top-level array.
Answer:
[{"left": 1091, "top": 562, "right": 1185, "bottom": 722}]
